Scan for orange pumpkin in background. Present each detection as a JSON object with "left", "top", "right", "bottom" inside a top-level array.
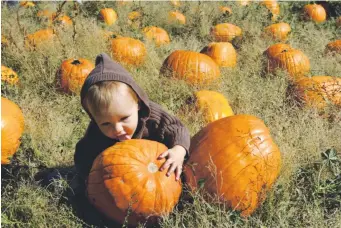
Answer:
[
  {"left": 200, "top": 42, "right": 237, "bottom": 67},
  {"left": 57, "top": 58, "right": 95, "bottom": 94},
  {"left": 303, "top": 4, "right": 326, "bottom": 23},
  {"left": 53, "top": 14, "right": 73, "bottom": 27},
  {"left": 98, "top": 8, "right": 118, "bottom": 26},
  {"left": 1, "top": 97, "right": 25, "bottom": 164},
  {"left": 143, "top": 26, "right": 170, "bottom": 46},
  {"left": 170, "top": 0, "right": 181, "bottom": 7},
  {"left": 264, "top": 43, "right": 292, "bottom": 60},
  {"left": 261, "top": 0, "right": 280, "bottom": 21},
  {"left": 168, "top": 11, "right": 186, "bottom": 25},
  {"left": 210, "top": 23, "right": 242, "bottom": 42},
  {"left": 184, "top": 114, "right": 281, "bottom": 217},
  {"left": 194, "top": 90, "right": 234, "bottom": 123},
  {"left": 87, "top": 139, "right": 182, "bottom": 226},
  {"left": 1, "top": 66, "right": 19, "bottom": 85},
  {"left": 19, "top": 1, "right": 35, "bottom": 8},
  {"left": 326, "top": 40, "right": 341, "bottom": 54},
  {"left": 25, "top": 28, "right": 55, "bottom": 49},
  {"left": 264, "top": 22, "right": 291, "bottom": 41},
  {"left": 160, "top": 50, "right": 220, "bottom": 85},
  {"left": 293, "top": 76, "right": 341, "bottom": 109},
  {"left": 111, "top": 37, "right": 147, "bottom": 66},
  {"left": 219, "top": 6, "right": 232, "bottom": 16}
]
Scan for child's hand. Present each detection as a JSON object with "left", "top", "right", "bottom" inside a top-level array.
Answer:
[{"left": 158, "top": 145, "right": 186, "bottom": 181}]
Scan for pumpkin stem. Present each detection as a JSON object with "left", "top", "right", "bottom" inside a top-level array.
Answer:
[{"left": 71, "top": 59, "right": 81, "bottom": 65}]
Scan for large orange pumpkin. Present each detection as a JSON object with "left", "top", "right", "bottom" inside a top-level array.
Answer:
[
  {"left": 210, "top": 23, "right": 242, "bottom": 42},
  {"left": 184, "top": 115, "right": 281, "bottom": 217},
  {"left": 293, "top": 76, "right": 341, "bottom": 109},
  {"left": 200, "top": 42, "right": 237, "bottom": 67},
  {"left": 1, "top": 66, "right": 19, "bottom": 85},
  {"left": 267, "top": 48, "right": 310, "bottom": 80},
  {"left": 25, "top": 28, "right": 55, "bottom": 49},
  {"left": 98, "top": 8, "right": 118, "bottom": 26},
  {"left": 264, "top": 22, "right": 291, "bottom": 41},
  {"left": 1, "top": 97, "right": 25, "bottom": 164},
  {"left": 303, "top": 4, "right": 327, "bottom": 23},
  {"left": 326, "top": 40, "right": 341, "bottom": 54},
  {"left": 87, "top": 139, "right": 182, "bottom": 226},
  {"left": 57, "top": 58, "right": 95, "bottom": 94},
  {"left": 111, "top": 37, "right": 147, "bottom": 66},
  {"left": 194, "top": 90, "right": 234, "bottom": 123},
  {"left": 168, "top": 11, "right": 186, "bottom": 25},
  {"left": 142, "top": 26, "right": 170, "bottom": 46},
  {"left": 160, "top": 50, "right": 221, "bottom": 85}
]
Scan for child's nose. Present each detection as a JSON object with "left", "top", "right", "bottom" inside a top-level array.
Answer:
[{"left": 113, "top": 123, "right": 124, "bottom": 134}]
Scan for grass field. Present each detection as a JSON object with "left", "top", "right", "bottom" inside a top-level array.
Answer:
[{"left": 1, "top": 1, "right": 341, "bottom": 227}]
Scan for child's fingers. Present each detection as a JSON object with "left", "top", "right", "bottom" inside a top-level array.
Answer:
[
  {"left": 175, "top": 165, "right": 182, "bottom": 181},
  {"left": 159, "top": 158, "right": 173, "bottom": 171},
  {"left": 166, "top": 163, "right": 177, "bottom": 177},
  {"left": 157, "top": 150, "right": 170, "bottom": 160}
]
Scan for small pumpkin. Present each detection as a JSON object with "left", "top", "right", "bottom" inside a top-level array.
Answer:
[
  {"left": 1, "top": 97, "right": 25, "bottom": 164},
  {"left": 87, "top": 139, "right": 182, "bottom": 226},
  {"left": 53, "top": 14, "right": 73, "bottom": 27},
  {"left": 200, "top": 42, "right": 237, "bottom": 67},
  {"left": 168, "top": 11, "right": 186, "bottom": 25},
  {"left": 58, "top": 58, "right": 95, "bottom": 94},
  {"left": 219, "top": 6, "right": 232, "bottom": 16},
  {"left": 194, "top": 90, "right": 234, "bottom": 123},
  {"left": 326, "top": 40, "right": 341, "bottom": 54},
  {"left": 160, "top": 50, "right": 221, "bottom": 85},
  {"left": 111, "top": 37, "right": 147, "bottom": 66},
  {"left": 267, "top": 48, "right": 310, "bottom": 80},
  {"left": 293, "top": 76, "right": 341, "bottom": 109},
  {"left": 264, "top": 22, "right": 291, "bottom": 41},
  {"left": 184, "top": 114, "right": 281, "bottom": 217},
  {"left": 25, "top": 28, "right": 55, "bottom": 49},
  {"left": 210, "top": 23, "right": 242, "bottom": 42},
  {"left": 19, "top": 1, "right": 35, "bottom": 8},
  {"left": 98, "top": 8, "right": 118, "bottom": 26},
  {"left": 143, "top": 26, "right": 170, "bottom": 46},
  {"left": 1, "top": 66, "right": 19, "bottom": 85},
  {"left": 261, "top": 0, "right": 280, "bottom": 21},
  {"left": 170, "top": 0, "right": 181, "bottom": 7},
  {"left": 303, "top": 4, "right": 327, "bottom": 23}
]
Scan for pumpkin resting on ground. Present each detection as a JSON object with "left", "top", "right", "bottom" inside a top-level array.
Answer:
[
  {"left": 1, "top": 66, "right": 19, "bottom": 85},
  {"left": 326, "top": 40, "right": 341, "bottom": 54},
  {"left": 160, "top": 50, "right": 220, "bottom": 85},
  {"left": 142, "top": 26, "right": 170, "bottom": 46},
  {"left": 111, "top": 37, "right": 147, "bottom": 66},
  {"left": 264, "top": 22, "right": 291, "bottom": 41},
  {"left": 210, "top": 23, "right": 242, "bottom": 42},
  {"left": 200, "top": 42, "right": 237, "bottom": 67},
  {"left": 57, "top": 58, "right": 95, "bottom": 94},
  {"left": 87, "top": 139, "right": 182, "bottom": 226},
  {"left": 1, "top": 97, "right": 25, "bottom": 164},
  {"left": 184, "top": 114, "right": 281, "bottom": 217},
  {"left": 98, "top": 8, "right": 118, "bottom": 26},
  {"left": 303, "top": 4, "right": 326, "bottom": 23}
]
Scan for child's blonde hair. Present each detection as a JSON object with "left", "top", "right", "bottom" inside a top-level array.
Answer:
[{"left": 83, "top": 81, "right": 139, "bottom": 117}]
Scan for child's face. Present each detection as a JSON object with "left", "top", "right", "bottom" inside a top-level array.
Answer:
[{"left": 90, "top": 92, "right": 139, "bottom": 141}]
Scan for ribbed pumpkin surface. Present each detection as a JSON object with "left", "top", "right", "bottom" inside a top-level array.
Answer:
[
  {"left": 195, "top": 90, "right": 234, "bottom": 123},
  {"left": 294, "top": 76, "right": 341, "bottom": 109},
  {"left": 264, "top": 43, "right": 292, "bottom": 59},
  {"left": 87, "top": 139, "right": 182, "bottom": 226},
  {"left": 184, "top": 115, "right": 281, "bottom": 217},
  {"left": 58, "top": 58, "right": 95, "bottom": 94},
  {"left": 111, "top": 37, "right": 147, "bottom": 66},
  {"left": 1, "top": 65, "right": 19, "bottom": 85},
  {"left": 210, "top": 23, "right": 242, "bottom": 42},
  {"left": 1, "top": 97, "right": 25, "bottom": 164},
  {"left": 264, "top": 22, "right": 291, "bottom": 41},
  {"left": 303, "top": 4, "right": 326, "bottom": 23},
  {"left": 143, "top": 26, "right": 170, "bottom": 46},
  {"left": 200, "top": 42, "right": 237, "bottom": 67},
  {"left": 160, "top": 50, "right": 220, "bottom": 85}
]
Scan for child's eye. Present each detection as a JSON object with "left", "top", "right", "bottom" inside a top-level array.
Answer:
[
  {"left": 101, "top": 122, "right": 111, "bottom": 126},
  {"left": 121, "top": 116, "right": 130, "bottom": 121}
]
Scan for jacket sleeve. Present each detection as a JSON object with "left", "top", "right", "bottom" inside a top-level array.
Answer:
[
  {"left": 74, "top": 121, "right": 116, "bottom": 180},
  {"left": 147, "top": 101, "right": 191, "bottom": 156}
]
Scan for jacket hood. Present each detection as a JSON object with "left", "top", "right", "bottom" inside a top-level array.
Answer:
[{"left": 80, "top": 53, "right": 150, "bottom": 121}]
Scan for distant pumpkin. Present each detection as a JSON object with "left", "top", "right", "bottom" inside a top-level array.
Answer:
[
  {"left": 194, "top": 90, "right": 234, "bottom": 123},
  {"left": 25, "top": 28, "right": 55, "bottom": 49},
  {"left": 160, "top": 50, "right": 221, "bottom": 85},
  {"left": 19, "top": 1, "right": 35, "bottom": 8},
  {"left": 143, "top": 26, "right": 170, "bottom": 46},
  {"left": 200, "top": 42, "right": 237, "bottom": 67},
  {"left": 264, "top": 22, "right": 291, "bottom": 41},
  {"left": 1, "top": 35, "right": 9, "bottom": 47},
  {"left": 87, "top": 139, "right": 182, "bottom": 226},
  {"left": 168, "top": 11, "right": 186, "bottom": 25},
  {"left": 264, "top": 43, "right": 292, "bottom": 60},
  {"left": 219, "top": 6, "right": 232, "bottom": 16},
  {"left": 170, "top": 0, "right": 181, "bottom": 7},
  {"left": 53, "top": 14, "right": 73, "bottom": 26},
  {"left": 98, "top": 8, "right": 118, "bottom": 26},
  {"left": 1, "top": 97, "right": 25, "bottom": 164},
  {"left": 111, "top": 37, "right": 147, "bottom": 66},
  {"left": 261, "top": 0, "right": 280, "bottom": 21},
  {"left": 303, "top": 4, "right": 326, "bottom": 23},
  {"left": 210, "top": 23, "right": 242, "bottom": 42},
  {"left": 326, "top": 40, "right": 341, "bottom": 54},
  {"left": 184, "top": 114, "right": 281, "bottom": 217},
  {"left": 1, "top": 66, "right": 19, "bottom": 85},
  {"left": 58, "top": 58, "right": 95, "bottom": 94},
  {"left": 293, "top": 76, "right": 341, "bottom": 109}
]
